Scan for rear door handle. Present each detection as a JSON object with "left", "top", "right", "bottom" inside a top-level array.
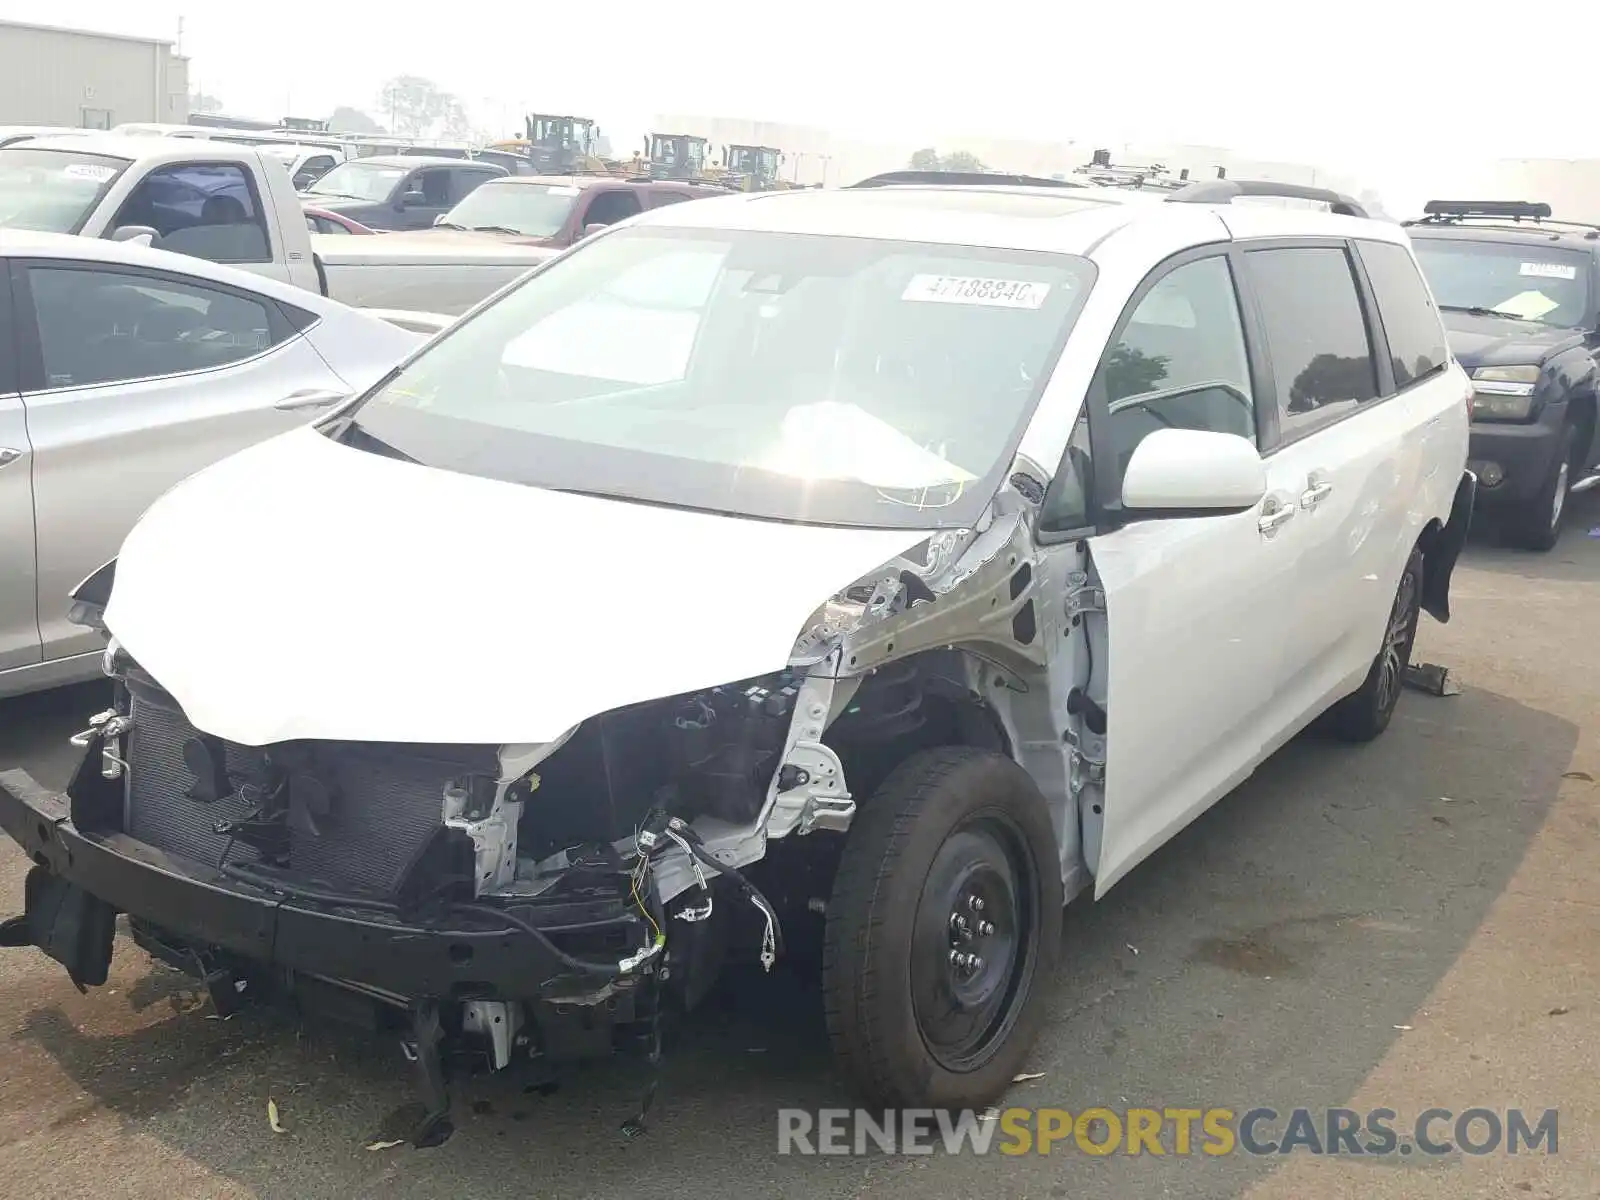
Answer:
[
  {"left": 1300, "top": 481, "right": 1334, "bottom": 509},
  {"left": 0, "top": 447, "right": 22, "bottom": 469},
  {"left": 1258, "top": 503, "right": 1295, "bottom": 535}
]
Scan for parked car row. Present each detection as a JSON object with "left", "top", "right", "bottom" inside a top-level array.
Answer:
[
  {"left": 0, "top": 135, "right": 558, "bottom": 311},
  {"left": 0, "top": 172, "right": 1476, "bottom": 1142}
]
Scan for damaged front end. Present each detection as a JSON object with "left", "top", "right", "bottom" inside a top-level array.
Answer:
[{"left": 0, "top": 465, "right": 1073, "bottom": 1141}]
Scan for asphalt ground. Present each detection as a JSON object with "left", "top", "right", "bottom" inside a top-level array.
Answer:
[{"left": 1, "top": 498, "right": 1596, "bottom": 1199}]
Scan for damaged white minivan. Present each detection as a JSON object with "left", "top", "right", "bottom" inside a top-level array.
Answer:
[{"left": 1, "top": 174, "right": 1474, "bottom": 1142}]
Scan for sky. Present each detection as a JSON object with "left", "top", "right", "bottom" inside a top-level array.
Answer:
[{"left": 12, "top": 0, "right": 1600, "bottom": 176}]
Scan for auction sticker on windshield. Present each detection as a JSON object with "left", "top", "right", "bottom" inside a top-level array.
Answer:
[
  {"left": 63, "top": 163, "right": 117, "bottom": 183},
  {"left": 902, "top": 274, "right": 1052, "bottom": 309},
  {"left": 1520, "top": 262, "right": 1578, "bottom": 281}
]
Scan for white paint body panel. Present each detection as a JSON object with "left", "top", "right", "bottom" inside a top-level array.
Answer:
[{"left": 104, "top": 426, "right": 928, "bottom": 747}]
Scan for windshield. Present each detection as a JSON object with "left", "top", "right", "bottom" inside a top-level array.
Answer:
[
  {"left": 306, "top": 161, "right": 405, "bottom": 201},
  {"left": 347, "top": 227, "right": 1095, "bottom": 528},
  {"left": 1412, "top": 239, "right": 1593, "bottom": 327},
  {"left": 441, "top": 182, "right": 577, "bottom": 236},
  {"left": 0, "top": 148, "right": 130, "bottom": 234}
]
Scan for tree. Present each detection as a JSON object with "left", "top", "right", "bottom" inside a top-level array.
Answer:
[
  {"left": 377, "top": 75, "right": 454, "bottom": 138},
  {"left": 328, "top": 105, "right": 384, "bottom": 135},
  {"left": 905, "top": 147, "right": 987, "bottom": 173},
  {"left": 188, "top": 91, "right": 223, "bottom": 115},
  {"left": 439, "top": 98, "right": 475, "bottom": 142}
]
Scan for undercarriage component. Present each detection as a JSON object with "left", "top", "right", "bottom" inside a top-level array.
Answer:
[{"left": 403, "top": 1000, "right": 454, "bottom": 1147}]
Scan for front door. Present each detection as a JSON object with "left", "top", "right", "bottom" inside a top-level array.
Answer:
[
  {"left": 13, "top": 258, "right": 344, "bottom": 660},
  {"left": 1069, "top": 248, "right": 1313, "bottom": 896}
]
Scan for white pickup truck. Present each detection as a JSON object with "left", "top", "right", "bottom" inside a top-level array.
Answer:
[{"left": 0, "top": 135, "right": 557, "bottom": 316}]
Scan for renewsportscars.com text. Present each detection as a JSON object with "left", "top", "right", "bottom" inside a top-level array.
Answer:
[{"left": 776, "top": 1106, "right": 1559, "bottom": 1157}]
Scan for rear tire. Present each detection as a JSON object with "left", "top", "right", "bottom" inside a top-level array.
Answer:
[
  {"left": 1503, "top": 422, "right": 1574, "bottom": 552},
  {"left": 822, "top": 746, "right": 1062, "bottom": 1108},
  {"left": 1328, "top": 547, "right": 1424, "bottom": 743}
]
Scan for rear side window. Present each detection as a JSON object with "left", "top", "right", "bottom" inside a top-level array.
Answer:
[
  {"left": 1357, "top": 239, "right": 1449, "bottom": 389},
  {"left": 452, "top": 169, "right": 500, "bottom": 203},
  {"left": 584, "top": 189, "right": 644, "bottom": 227},
  {"left": 1244, "top": 246, "right": 1379, "bottom": 442},
  {"left": 25, "top": 265, "right": 283, "bottom": 389}
]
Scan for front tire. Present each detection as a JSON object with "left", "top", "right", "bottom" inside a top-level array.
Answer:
[
  {"left": 1328, "top": 547, "right": 1424, "bottom": 742},
  {"left": 1504, "top": 422, "right": 1574, "bottom": 552},
  {"left": 822, "top": 747, "right": 1063, "bottom": 1108}
]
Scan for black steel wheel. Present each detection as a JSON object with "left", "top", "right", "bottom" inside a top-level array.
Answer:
[{"left": 823, "top": 746, "right": 1062, "bottom": 1108}]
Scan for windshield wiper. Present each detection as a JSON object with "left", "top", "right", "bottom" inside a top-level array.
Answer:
[
  {"left": 433, "top": 221, "right": 468, "bottom": 230},
  {"left": 1439, "top": 304, "right": 1538, "bottom": 321},
  {"left": 471, "top": 225, "right": 529, "bottom": 235}
]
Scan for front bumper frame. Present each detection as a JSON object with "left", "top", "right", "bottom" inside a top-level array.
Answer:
[{"left": 0, "top": 765, "right": 642, "bottom": 1000}]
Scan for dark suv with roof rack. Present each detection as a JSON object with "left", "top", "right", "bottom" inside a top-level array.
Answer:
[{"left": 1404, "top": 200, "right": 1600, "bottom": 549}]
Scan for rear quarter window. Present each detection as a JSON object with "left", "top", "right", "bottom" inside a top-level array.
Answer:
[{"left": 1358, "top": 239, "right": 1449, "bottom": 389}]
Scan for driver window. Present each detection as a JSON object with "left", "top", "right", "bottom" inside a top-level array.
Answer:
[
  {"left": 113, "top": 162, "right": 271, "bottom": 264},
  {"left": 1097, "top": 254, "right": 1255, "bottom": 488}
]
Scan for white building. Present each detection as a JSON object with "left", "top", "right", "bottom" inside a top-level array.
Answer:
[{"left": 0, "top": 19, "right": 188, "bottom": 130}]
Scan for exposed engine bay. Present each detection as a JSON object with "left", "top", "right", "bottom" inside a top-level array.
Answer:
[{"left": 1, "top": 470, "right": 1097, "bottom": 1146}]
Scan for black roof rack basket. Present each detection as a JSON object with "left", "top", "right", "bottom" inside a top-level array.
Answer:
[
  {"left": 1413, "top": 199, "right": 1552, "bottom": 222},
  {"left": 1401, "top": 200, "right": 1600, "bottom": 238},
  {"left": 1166, "top": 179, "right": 1369, "bottom": 218}
]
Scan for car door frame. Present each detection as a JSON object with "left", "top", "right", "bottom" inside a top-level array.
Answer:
[
  {"left": 577, "top": 185, "right": 645, "bottom": 232},
  {"left": 1230, "top": 234, "right": 1401, "bottom": 454},
  {"left": 1045, "top": 238, "right": 1314, "bottom": 897},
  {"left": 1078, "top": 240, "right": 1277, "bottom": 521},
  {"left": 8, "top": 257, "right": 309, "bottom": 393},
  {"left": 108, "top": 158, "right": 277, "bottom": 268}
]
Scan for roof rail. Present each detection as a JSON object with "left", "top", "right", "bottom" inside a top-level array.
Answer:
[
  {"left": 1167, "top": 179, "right": 1369, "bottom": 218},
  {"left": 847, "top": 169, "right": 1086, "bottom": 190}
]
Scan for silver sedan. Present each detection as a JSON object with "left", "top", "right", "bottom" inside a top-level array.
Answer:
[{"left": 0, "top": 229, "right": 429, "bottom": 698}]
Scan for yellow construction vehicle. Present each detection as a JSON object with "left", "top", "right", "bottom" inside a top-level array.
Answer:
[
  {"left": 721, "top": 144, "right": 792, "bottom": 191},
  {"left": 640, "top": 132, "right": 721, "bottom": 183},
  {"left": 488, "top": 114, "right": 619, "bottom": 176}
]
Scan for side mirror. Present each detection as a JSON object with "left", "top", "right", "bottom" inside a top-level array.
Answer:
[
  {"left": 398, "top": 190, "right": 426, "bottom": 209},
  {"left": 1120, "top": 427, "right": 1266, "bottom": 515},
  {"left": 109, "top": 225, "right": 158, "bottom": 246},
  {"left": 582, "top": 222, "right": 607, "bottom": 237}
]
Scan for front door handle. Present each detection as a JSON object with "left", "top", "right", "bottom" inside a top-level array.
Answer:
[
  {"left": 1258, "top": 502, "right": 1296, "bottom": 536},
  {"left": 0, "top": 447, "right": 22, "bottom": 469},
  {"left": 1300, "top": 480, "right": 1334, "bottom": 509},
  {"left": 274, "top": 388, "right": 349, "bottom": 412}
]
